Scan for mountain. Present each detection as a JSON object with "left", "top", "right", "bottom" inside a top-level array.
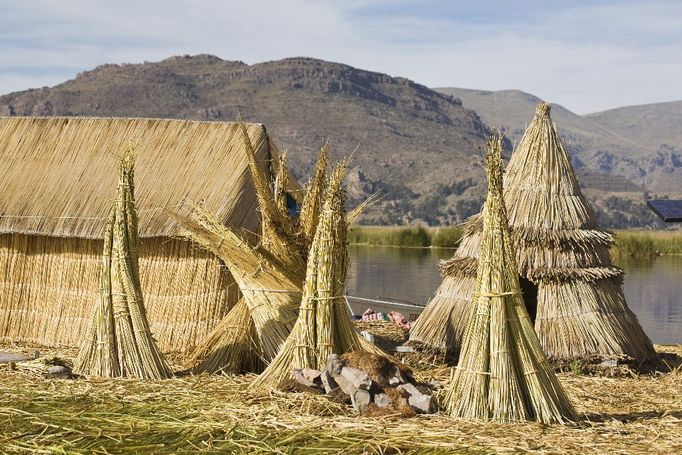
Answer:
[
  {"left": 436, "top": 87, "right": 682, "bottom": 227},
  {"left": 0, "top": 56, "right": 675, "bottom": 228},
  {"left": 0, "top": 55, "right": 499, "bottom": 226}
]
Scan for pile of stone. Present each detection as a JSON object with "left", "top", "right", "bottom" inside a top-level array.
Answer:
[{"left": 291, "top": 352, "right": 435, "bottom": 414}]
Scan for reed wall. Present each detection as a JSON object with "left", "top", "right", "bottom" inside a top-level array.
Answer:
[{"left": 0, "top": 234, "right": 237, "bottom": 352}]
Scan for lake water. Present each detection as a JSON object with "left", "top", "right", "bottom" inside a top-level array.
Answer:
[{"left": 346, "top": 246, "right": 682, "bottom": 345}]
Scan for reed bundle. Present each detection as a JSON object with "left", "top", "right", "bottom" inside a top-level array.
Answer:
[
  {"left": 252, "top": 160, "right": 383, "bottom": 388},
  {"left": 177, "top": 204, "right": 301, "bottom": 362},
  {"left": 239, "top": 122, "right": 306, "bottom": 276},
  {"left": 410, "top": 102, "right": 655, "bottom": 362},
  {"left": 297, "top": 142, "right": 330, "bottom": 248},
  {"left": 444, "top": 135, "right": 576, "bottom": 424},
  {"left": 184, "top": 298, "right": 264, "bottom": 374},
  {"left": 74, "top": 149, "right": 172, "bottom": 379}
]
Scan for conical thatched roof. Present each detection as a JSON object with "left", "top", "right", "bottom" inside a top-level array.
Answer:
[
  {"left": 445, "top": 135, "right": 575, "bottom": 424},
  {"left": 410, "top": 103, "right": 655, "bottom": 361}
]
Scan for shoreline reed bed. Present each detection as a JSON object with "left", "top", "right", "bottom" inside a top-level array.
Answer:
[
  {"left": 347, "top": 225, "right": 464, "bottom": 248},
  {"left": 349, "top": 226, "right": 682, "bottom": 255},
  {"left": 612, "top": 229, "right": 682, "bottom": 257}
]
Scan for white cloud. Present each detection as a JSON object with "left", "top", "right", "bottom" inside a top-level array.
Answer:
[{"left": 1, "top": 0, "right": 681, "bottom": 113}]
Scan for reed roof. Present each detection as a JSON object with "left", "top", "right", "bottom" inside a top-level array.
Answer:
[
  {"left": 0, "top": 117, "right": 299, "bottom": 239},
  {"left": 442, "top": 103, "right": 618, "bottom": 282}
]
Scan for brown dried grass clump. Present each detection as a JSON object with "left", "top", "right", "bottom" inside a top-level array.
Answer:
[
  {"left": 1, "top": 342, "right": 680, "bottom": 454},
  {"left": 74, "top": 148, "right": 172, "bottom": 379},
  {"left": 444, "top": 135, "right": 576, "bottom": 424},
  {"left": 340, "top": 351, "right": 412, "bottom": 388}
]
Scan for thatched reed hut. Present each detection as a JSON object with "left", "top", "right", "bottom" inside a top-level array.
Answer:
[
  {"left": 410, "top": 103, "right": 655, "bottom": 361},
  {"left": 0, "top": 116, "right": 299, "bottom": 352}
]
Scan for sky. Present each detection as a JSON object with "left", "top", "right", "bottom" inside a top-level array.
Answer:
[{"left": 1, "top": 0, "right": 681, "bottom": 114}]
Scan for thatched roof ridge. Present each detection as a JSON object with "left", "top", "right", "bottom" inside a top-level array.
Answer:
[{"left": 0, "top": 117, "right": 299, "bottom": 239}]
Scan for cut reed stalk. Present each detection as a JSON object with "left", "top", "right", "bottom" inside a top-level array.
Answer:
[{"left": 74, "top": 148, "right": 172, "bottom": 379}]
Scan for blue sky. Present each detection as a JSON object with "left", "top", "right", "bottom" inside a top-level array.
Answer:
[{"left": 1, "top": 0, "right": 681, "bottom": 113}]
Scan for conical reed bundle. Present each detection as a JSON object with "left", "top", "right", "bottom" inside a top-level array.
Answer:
[
  {"left": 444, "top": 135, "right": 576, "bottom": 424},
  {"left": 75, "top": 147, "right": 172, "bottom": 379},
  {"left": 252, "top": 159, "right": 384, "bottom": 389},
  {"left": 185, "top": 298, "right": 264, "bottom": 374},
  {"left": 176, "top": 203, "right": 301, "bottom": 362}
]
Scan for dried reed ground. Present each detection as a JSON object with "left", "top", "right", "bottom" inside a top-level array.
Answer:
[{"left": 0, "top": 343, "right": 679, "bottom": 454}]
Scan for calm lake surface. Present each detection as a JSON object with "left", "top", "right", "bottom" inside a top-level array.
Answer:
[{"left": 346, "top": 246, "right": 682, "bottom": 345}]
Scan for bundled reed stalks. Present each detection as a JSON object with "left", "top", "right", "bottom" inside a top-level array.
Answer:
[
  {"left": 252, "top": 160, "right": 383, "bottom": 388},
  {"left": 176, "top": 204, "right": 301, "bottom": 363},
  {"left": 184, "top": 140, "right": 330, "bottom": 375},
  {"left": 297, "top": 142, "right": 330, "bottom": 248},
  {"left": 410, "top": 102, "right": 655, "bottom": 362},
  {"left": 74, "top": 148, "right": 172, "bottom": 379},
  {"left": 238, "top": 122, "right": 306, "bottom": 276},
  {"left": 184, "top": 298, "right": 264, "bottom": 374},
  {"left": 444, "top": 135, "right": 576, "bottom": 424}
]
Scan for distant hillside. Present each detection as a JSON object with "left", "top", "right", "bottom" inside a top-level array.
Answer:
[
  {"left": 0, "top": 55, "right": 499, "bottom": 226},
  {"left": 0, "top": 56, "right": 674, "bottom": 228},
  {"left": 437, "top": 87, "right": 682, "bottom": 227}
]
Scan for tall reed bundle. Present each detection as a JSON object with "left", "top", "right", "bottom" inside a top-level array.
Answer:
[
  {"left": 444, "top": 135, "right": 576, "bottom": 424},
  {"left": 297, "top": 142, "right": 330, "bottom": 248},
  {"left": 184, "top": 141, "right": 328, "bottom": 375},
  {"left": 176, "top": 204, "right": 301, "bottom": 362},
  {"left": 74, "top": 148, "right": 172, "bottom": 379},
  {"left": 273, "top": 150, "right": 290, "bottom": 216},
  {"left": 410, "top": 102, "right": 655, "bottom": 361},
  {"left": 238, "top": 122, "right": 305, "bottom": 276},
  {"left": 252, "top": 160, "right": 383, "bottom": 388}
]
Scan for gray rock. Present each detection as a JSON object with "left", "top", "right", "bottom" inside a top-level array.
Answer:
[
  {"left": 301, "top": 368, "right": 322, "bottom": 384},
  {"left": 47, "top": 365, "right": 71, "bottom": 375},
  {"left": 332, "top": 373, "right": 355, "bottom": 395},
  {"left": 397, "top": 383, "right": 434, "bottom": 413},
  {"left": 397, "top": 382, "right": 421, "bottom": 397},
  {"left": 599, "top": 359, "right": 619, "bottom": 368},
  {"left": 320, "top": 370, "right": 338, "bottom": 394},
  {"left": 293, "top": 369, "right": 318, "bottom": 388},
  {"left": 408, "top": 393, "right": 434, "bottom": 414},
  {"left": 340, "top": 366, "right": 372, "bottom": 390},
  {"left": 351, "top": 389, "right": 371, "bottom": 412},
  {"left": 391, "top": 345, "right": 415, "bottom": 353},
  {"left": 388, "top": 366, "right": 407, "bottom": 386},
  {"left": 326, "top": 354, "right": 344, "bottom": 376},
  {"left": 374, "top": 393, "right": 391, "bottom": 408},
  {"left": 0, "top": 352, "right": 33, "bottom": 363}
]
